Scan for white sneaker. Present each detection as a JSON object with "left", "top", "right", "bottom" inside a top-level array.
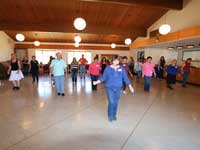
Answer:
[{"left": 123, "top": 91, "right": 127, "bottom": 94}]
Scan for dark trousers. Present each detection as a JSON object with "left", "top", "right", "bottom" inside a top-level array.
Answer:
[
  {"left": 122, "top": 81, "right": 126, "bottom": 91},
  {"left": 167, "top": 74, "right": 176, "bottom": 85},
  {"left": 129, "top": 66, "right": 134, "bottom": 74},
  {"left": 144, "top": 75, "right": 152, "bottom": 92},
  {"left": 136, "top": 71, "right": 142, "bottom": 80},
  {"left": 71, "top": 68, "right": 78, "bottom": 82},
  {"left": 91, "top": 75, "right": 98, "bottom": 91},
  {"left": 106, "top": 87, "right": 121, "bottom": 120},
  {"left": 159, "top": 68, "right": 164, "bottom": 79},
  {"left": 32, "top": 72, "right": 39, "bottom": 83}
]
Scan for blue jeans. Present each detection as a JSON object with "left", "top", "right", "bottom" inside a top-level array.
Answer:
[
  {"left": 182, "top": 72, "right": 189, "bottom": 86},
  {"left": 80, "top": 65, "right": 86, "bottom": 79},
  {"left": 54, "top": 75, "right": 65, "bottom": 94},
  {"left": 144, "top": 76, "right": 152, "bottom": 92},
  {"left": 71, "top": 68, "right": 78, "bottom": 82},
  {"left": 106, "top": 87, "right": 121, "bottom": 120}
]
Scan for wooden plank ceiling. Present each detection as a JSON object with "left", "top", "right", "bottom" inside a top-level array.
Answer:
[{"left": 0, "top": 0, "right": 183, "bottom": 45}]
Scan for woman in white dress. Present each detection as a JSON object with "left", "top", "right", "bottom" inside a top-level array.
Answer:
[{"left": 7, "top": 53, "right": 24, "bottom": 90}]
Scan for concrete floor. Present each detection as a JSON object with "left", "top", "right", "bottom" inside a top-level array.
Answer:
[{"left": 0, "top": 75, "right": 199, "bottom": 150}]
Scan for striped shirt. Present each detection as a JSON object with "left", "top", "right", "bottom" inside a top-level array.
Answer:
[{"left": 71, "top": 62, "right": 79, "bottom": 69}]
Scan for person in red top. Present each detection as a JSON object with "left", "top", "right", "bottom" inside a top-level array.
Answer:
[
  {"left": 182, "top": 58, "right": 192, "bottom": 87},
  {"left": 88, "top": 57, "right": 101, "bottom": 91},
  {"left": 78, "top": 54, "right": 88, "bottom": 80},
  {"left": 121, "top": 56, "right": 133, "bottom": 94}
]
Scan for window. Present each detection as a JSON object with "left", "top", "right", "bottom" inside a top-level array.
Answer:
[
  {"left": 68, "top": 52, "right": 92, "bottom": 64},
  {"left": 35, "top": 50, "right": 61, "bottom": 64}
]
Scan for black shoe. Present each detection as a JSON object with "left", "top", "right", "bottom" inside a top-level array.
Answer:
[
  {"left": 182, "top": 85, "right": 186, "bottom": 88},
  {"left": 61, "top": 93, "right": 65, "bottom": 96},
  {"left": 57, "top": 93, "right": 60, "bottom": 96},
  {"left": 12, "top": 87, "right": 17, "bottom": 90},
  {"left": 167, "top": 85, "right": 173, "bottom": 90},
  {"left": 16, "top": 87, "right": 20, "bottom": 90}
]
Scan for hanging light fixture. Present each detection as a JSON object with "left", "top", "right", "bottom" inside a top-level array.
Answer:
[
  {"left": 111, "top": 43, "right": 116, "bottom": 49},
  {"left": 125, "top": 38, "right": 132, "bottom": 45},
  {"left": 159, "top": 12, "right": 171, "bottom": 35},
  {"left": 74, "top": 42, "right": 79, "bottom": 47},
  {"left": 74, "top": 18, "right": 86, "bottom": 31},
  {"left": 34, "top": 41, "right": 40, "bottom": 46},
  {"left": 159, "top": 24, "right": 171, "bottom": 35},
  {"left": 16, "top": 33, "right": 25, "bottom": 41},
  {"left": 74, "top": 35, "right": 82, "bottom": 43}
]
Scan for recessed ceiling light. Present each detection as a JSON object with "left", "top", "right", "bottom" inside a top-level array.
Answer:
[
  {"left": 111, "top": 43, "right": 116, "bottom": 49},
  {"left": 34, "top": 41, "right": 40, "bottom": 46},
  {"left": 176, "top": 46, "right": 183, "bottom": 49},
  {"left": 125, "top": 38, "right": 132, "bottom": 45},
  {"left": 74, "top": 35, "right": 82, "bottom": 43},
  {"left": 168, "top": 47, "right": 174, "bottom": 50},
  {"left": 159, "top": 24, "right": 171, "bottom": 35},
  {"left": 74, "top": 18, "right": 86, "bottom": 31},
  {"left": 187, "top": 45, "right": 194, "bottom": 48},
  {"left": 16, "top": 33, "right": 25, "bottom": 42}
]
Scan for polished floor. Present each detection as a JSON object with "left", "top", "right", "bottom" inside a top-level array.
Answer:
[{"left": 0, "top": 75, "right": 199, "bottom": 150}]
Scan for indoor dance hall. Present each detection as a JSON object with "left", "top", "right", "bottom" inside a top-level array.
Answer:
[{"left": 0, "top": 0, "right": 200, "bottom": 150}]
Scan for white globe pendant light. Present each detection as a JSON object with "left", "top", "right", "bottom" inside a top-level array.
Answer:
[
  {"left": 34, "top": 41, "right": 40, "bottom": 46},
  {"left": 74, "top": 18, "right": 86, "bottom": 31},
  {"left": 159, "top": 24, "right": 171, "bottom": 35},
  {"left": 111, "top": 43, "right": 116, "bottom": 49},
  {"left": 74, "top": 42, "right": 79, "bottom": 47},
  {"left": 16, "top": 33, "right": 25, "bottom": 41},
  {"left": 74, "top": 35, "right": 82, "bottom": 43},
  {"left": 125, "top": 38, "right": 132, "bottom": 45}
]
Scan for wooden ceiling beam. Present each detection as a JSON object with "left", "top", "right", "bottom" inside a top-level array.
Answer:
[
  {"left": 0, "top": 22, "right": 146, "bottom": 38},
  {"left": 15, "top": 44, "right": 130, "bottom": 51},
  {"left": 81, "top": 0, "right": 183, "bottom": 10}
]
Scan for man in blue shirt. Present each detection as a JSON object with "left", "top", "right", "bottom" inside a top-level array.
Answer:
[{"left": 50, "top": 52, "right": 67, "bottom": 96}]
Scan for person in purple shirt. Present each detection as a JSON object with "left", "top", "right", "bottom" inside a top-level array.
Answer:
[
  {"left": 93, "top": 56, "right": 134, "bottom": 122},
  {"left": 121, "top": 56, "right": 133, "bottom": 94}
]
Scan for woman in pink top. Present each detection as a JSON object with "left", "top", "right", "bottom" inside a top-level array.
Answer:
[
  {"left": 142, "top": 56, "right": 156, "bottom": 92},
  {"left": 89, "top": 57, "right": 101, "bottom": 91}
]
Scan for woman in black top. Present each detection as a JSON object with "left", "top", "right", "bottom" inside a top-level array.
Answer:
[
  {"left": 71, "top": 57, "right": 79, "bottom": 84},
  {"left": 159, "top": 56, "right": 166, "bottom": 79},
  {"left": 7, "top": 53, "right": 24, "bottom": 90},
  {"left": 29, "top": 55, "right": 39, "bottom": 83},
  {"left": 22, "top": 57, "right": 29, "bottom": 75},
  {"left": 101, "top": 57, "right": 109, "bottom": 74}
]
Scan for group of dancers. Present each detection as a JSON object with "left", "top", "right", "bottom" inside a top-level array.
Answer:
[{"left": 7, "top": 52, "right": 192, "bottom": 122}]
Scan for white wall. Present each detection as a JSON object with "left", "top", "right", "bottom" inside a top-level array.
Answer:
[
  {"left": 147, "top": 0, "right": 200, "bottom": 37},
  {"left": 130, "top": 47, "right": 200, "bottom": 67},
  {"left": 0, "top": 31, "right": 15, "bottom": 61},
  {"left": 27, "top": 48, "right": 130, "bottom": 63},
  {"left": 130, "top": 48, "right": 178, "bottom": 64}
]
